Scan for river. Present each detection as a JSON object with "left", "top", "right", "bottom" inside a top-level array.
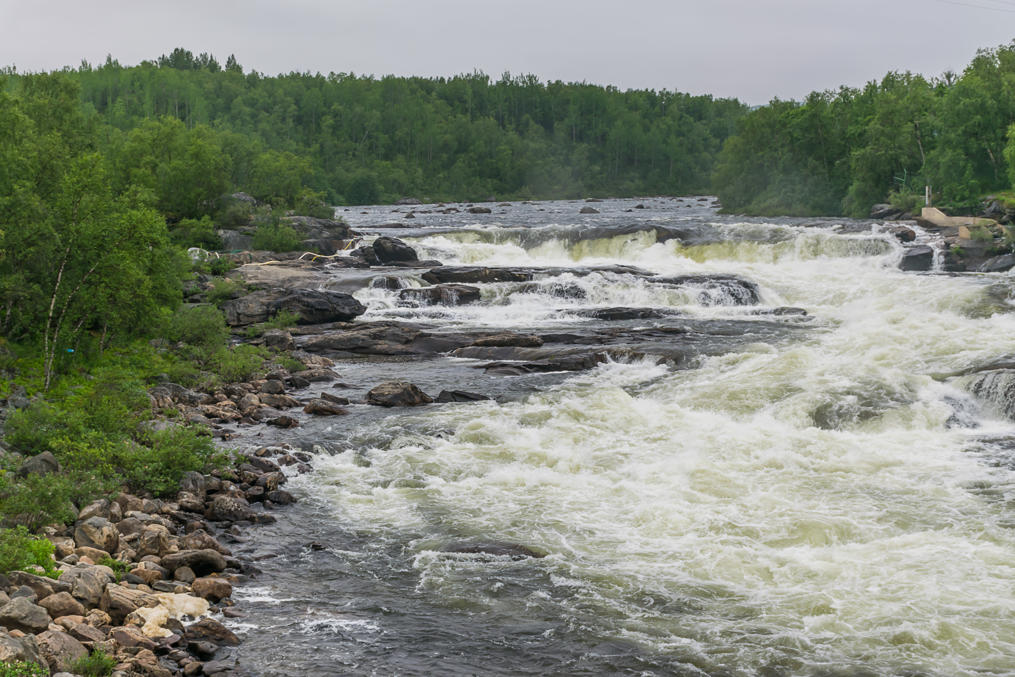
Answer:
[{"left": 227, "top": 197, "right": 1015, "bottom": 676}]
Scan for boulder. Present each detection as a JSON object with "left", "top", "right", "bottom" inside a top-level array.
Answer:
[
  {"left": 258, "top": 393, "right": 302, "bottom": 409},
  {"left": 303, "top": 398, "right": 348, "bottom": 416},
  {"left": 7, "top": 571, "right": 70, "bottom": 600},
  {"left": 221, "top": 288, "right": 366, "bottom": 326},
  {"left": 366, "top": 381, "right": 433, "bottom": 407},
  {"left": 60, "top": 566, "right": 111, "bottom": 608},
  {"left": 281, "top": 215, "right": 354, "bottom": 241},
  {"left": 190, "top": 577, "right": 232, "bottom": 603},
  {"left": 0, "top": 630, "right": 43, "bottom": 667},
  {"left": 372, "top": 236, "right": 419, "bottom": 263},
  {"left": 467, "top": 206, "right": 491, "bottom": 214},
  {"left": 899, "top": 245, "right": 935, "bottom": 271},
  {"left": 136, "top": 526, "right": 171, "bottom": 559},
  {"left": 77, "top": 498, "right": 122, "bottom": 523},
  {"left": 887, "top": 225, "right": 916, "bottom": 243},
  {"left": 267, "top": 415, "right": 299, "bottom": 428},
  {"left": 206, "top": 495, "right": 256, "bottom": 523},
  {"left": 978, "top": 253, "right": 1015, "bottom": 273},
  {"left": 436, "top": 390, "right": 492, "bottom": 403},
  {"left": 261, "top": 329, "right": 295, "bottom": 351},
  {"left": 185, "top": 618, "right": 239, "bottom": 646},
  {"left": 579, "top": 206, "right": 599, "bottom": 214},
  {"left": 17, "top": 451, "right": 60, "bottom": 477},
  {"left": 265, "top": 490, "right": 295, "bottom": 505},
  {"left": 0, "top": 596, "right": 51, "bottom": 633},
  {"left": 651, "top": 274, "right": 761, "bottom": 306},
  {"left": 36, "top": 629, "right": 88, "bottom": 673},
  {"left": 74, "top": 517, "right": 120, "bottom": 554},
  {"left": 398, "top": 284, "right": 481, "bottom": 306},
  {"left": 443, "top": 542, "right": 546, "bottom": 559},
  {"left": 101, "top": 584, "right": 158, "bottom": 624},
  {"left": 38, "top": 592, "right": 85, "bottom": 619},
  {"left": 472, "top": 333, "right": 544, "bottom": 348},
  {"left": 179, "top": 530, "right": 230, "bottom": 555}
]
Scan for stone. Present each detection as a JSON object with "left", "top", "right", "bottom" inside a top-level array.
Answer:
[
  {"left": 160, "top": 550, "right": 227, "bottom": 576},
  {"left": 190, "top": 577, "right": 232, "bottom": 602},
  {"left": 74, "top": 546, "right": 110, "bottom": 562},
  {"left": 256, "top": 472, "right": 286, "bottom": 492},
  {"left": 436, "top": 390, "right": 492, "bottom": 403},
  {"left": 467, "top": 206, "right": 491, "bottom": 214},
  {"left": 261, "top": 329, "right": 295, "bottom": 351},
  {"left": 137, "top": 525, "right": 171, "bottom": 559},
  {"left": 38, "top": 592, "right": 85, "bottom": 619},
  {"left": 180, "top": 531, "right": 230, "bottom": 555},
  {"left": 372, "top": 236, "right": 418, "bottom": 263},
  {"left": 260, "top": 379, "right": 286, "bottom": 394},
  {"left": 0, "top": 630, "right": 43, "bottom": 667},
  {"left": 101, "top": 584, "right": 157, "bottom": 624},
  {"left": 303, "top": 398, "right": 348, "bottom": 416},
  {"left": 78, "top": 498, "right": 122, "bottom": 523},
  {"left": 472, "top": 333, "right": 543, "bottom": 348},
  {"left": 174, "top": 567, "right": 196, "bottom": 584},
  {"left": 579, "top": 206, "right": 599, "bottom": 214},
  {"left": 74, "top": 516, "right": 120, "bottom": 554},
  {"left": 179, "top": 472, "right": 207, "bottom": 497},
  {"left": 366, "top": 381, "right": 433, "bottom": 407},
  {"left": 221, "top": 288, "right": 366, "bottom": 326},
  {"left": 265, "top": 490, "right": 295, "bottom": 505},
  {"left": 267, "top": 415, "right": 299, "bottom": 428},
  {"left": 899, "top": 245, "right": 935, "bottom": 271},
  {"left": 36, "top": 629, "right": 88, "bottom": 673},
  {"left": 206, "top": 495, "right": 255, "bottom": 523},
  {"left": 0, "top": 596, "right": 52, "bottom": 633},
  {"left": 320, "top": 392, "right": 349, "bottom": 405},
  {"left": 185, "top": 618, "right": 239, "bottom": 646},
  {"left": 292, "top": 367, "right": 337, "bottom": 382},
  {"left": 258, "top": 393, "right": 302, "bottom": 409},
  {"left": 67, "top": 621, "right": 106, "bottom": 643},
  {"left": 60, "top": 565, "right": 112, "bottom": 608},
  {"left": 17, "top": 451, "right": 60, "bottom": 477},
  {"left": 110, "top": 625, "right": 157, "bottom": 650},
  {"left": 398, "top": 284, "right": 481, "bottom": 306},
  {"left": 887, "top": 225, "right": 916, "bottom": 242},
  {"left": 978, "top": 253, "right": 1015, "bottom": 273},
  {"left": 7, "top": 571, "right": 70, "bottom": 600}
]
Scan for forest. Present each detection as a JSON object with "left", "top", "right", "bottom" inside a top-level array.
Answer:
[{"left": 713, "top": 42, "right": 1015, "bottom": 217}]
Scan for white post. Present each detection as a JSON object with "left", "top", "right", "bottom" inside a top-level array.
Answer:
[{"left": 925, "top": 185, "right": 931, "bottom": 207}]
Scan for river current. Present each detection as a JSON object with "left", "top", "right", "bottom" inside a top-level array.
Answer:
[{"left": 228, "top": 198, "right": 1015, "bottom": 676}]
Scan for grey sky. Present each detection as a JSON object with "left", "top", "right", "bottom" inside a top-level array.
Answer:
[{"left": 2, "top": 0, "right": 1013, "bottom": 104}]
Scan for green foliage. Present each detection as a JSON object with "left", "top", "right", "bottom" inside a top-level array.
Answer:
[
  {"left": 216, "top": 200, "right": 254, "bottom": 229},
  {"left": 293, "top": 189, "right": 334, "bottom": 219},
  {"left": 0, "top": 661, "right": 48, "bottom": 677},
  {"left": 117, "top": 426, "right": 226, "bottom": 497},
  {"left": 71, "top": 648, "right": 117, "bottom": 677},
  {"left": 244, "top": 310, "right": 301, "bottom": 339},
  {"left": 251, "top": 220, "right": 302, "bottom": 252},
  {"left": 167, "top": 305, "right": 229, "bottom": 352},
  {"left": 0, "top": 525, "right": 60, "bottom": 578},
  {"left": 211, "top": 343, "right": 269, "bottom": 383},
  {"left": 172, "top": 216, "right": 222, "bottom": 249},
  {"left": 206, "top": 278, "right": 245, "bottom": 306},
  {"left": 97, "top": 555, "right": 129, "bottom": 582},
  {"left": 888, "top": 189, "right": 921, "bottom": 214},
  {"left": 0, "top": 471, "right": 87, "bottom": 531}
]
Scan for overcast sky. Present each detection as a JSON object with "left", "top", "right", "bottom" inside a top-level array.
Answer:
[{"left": 2, "top": 0, "right": 1014, "bottom": 104}]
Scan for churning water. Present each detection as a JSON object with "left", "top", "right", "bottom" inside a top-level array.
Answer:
[{"left": 230, "top": 198, "right": 1015, "bottom": 676}]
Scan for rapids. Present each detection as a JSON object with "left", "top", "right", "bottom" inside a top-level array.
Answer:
[{"left": 228, "top": 198, "right": 1015, "bottom": 676}]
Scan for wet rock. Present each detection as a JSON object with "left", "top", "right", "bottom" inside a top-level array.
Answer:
[
  {"left": 207, "top": 495, "right": 256, "bottom": 523},
  {"left": 579, "top": 206, "right": 599, "bottom": 214},
  {"left": 651, "top": 274, "right": 761, "bottom": 306},
  {"left": 366, "top": 381, "right": 433, "bottom": 407},
  {"left": 36, "top": 629, "right": 88, "bottom": 672},
  {"left": 38, "top": 592, "right": 85, "bottom": 619},
  {"left": 436, "top": 390, "right": 492, "bottom": 403},
  {"left": 899, "top": 245, "right": 935, "bottom": 271},
  {"left": 398, "top": 284, "right": 481, "bottom": 306},
  {"left": 259, "top": 393, "right": 302, "bottom": 409},
  {"left": 978, "top": 253, "right": 1015, "bottom": 273},
  {"left": 303, "top": 398, "right": 348, "bottom": 415},
  {"left": 422, "top": 266, "right": 533, "bottom": 284},
  {"left": 483, "top": 352, "right": 608, "bottom": 375},
  {"left": 17, "top": 451, "right": 60, "bottom": 477},
  {"left": 0, "top": 596, "right": 52, "bottom": 633},
  {"left": 472, "top": 333, "right": 544, "bottom": 348},
  {"left": 221, "top": 288, "right": 366, "bottom": 326},
  {"left": 467, "top": 206, "right": 491, "bottom": 214},
  {"left": 372, "top": 236, "right": 419, "bottom": 263},
  {"left": 190, "top": 577, "right": 232, "bottom": 602},
  {"left": 514, "top": 281, "right": 587, "bottom": 299},
  {"left": 320, "top": 392, "right": 349, "bottom": 405},
  {"left": 185, "top": 618, "right": 240, "bottom": 646},
  {"left": 292, "top": 367, "right": 337, "bottom": 382},
  {"left": 443, "top": 542, "right": 546, "bottom": 559},
  {"left": 573, "top": 307, "right": 669, "bottom": 321},
  {"left": 265, "top": 490, "right": 295, "bottom": 505},
  {"left": 887, "top": 225, "right": 916, "bottom": 242},
  {"left": 74, "top": 516, "right": 120, "bottom": 554}
]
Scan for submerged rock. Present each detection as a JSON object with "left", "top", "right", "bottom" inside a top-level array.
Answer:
[
  {"left": 651, "top": 274, "right": 761, "bottom": 306},
  {"left": 436, "top": 390, "right": 492, "bottom": 403},
  {"left": 442, "top": 542, "right": 546, "bottom": 559},
  {"left": 398, "top": 284, "right": 481, "bottom": 306}
]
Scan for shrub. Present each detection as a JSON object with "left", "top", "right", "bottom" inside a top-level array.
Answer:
[
  {"left": 97, "top": 555, "right": 129, "bottom": 583},
  {"left": 167, "top": 305, "right": 229, "bottom": 352},
  {"left": 208, "top": 257, "right": 236, "bottom": 276},
  {"left": 252, "top": 222, "right": 302, "bottom": 252},
  {"left": 0, "top": 661, "right": 48, "bottom": 677},
  {"left": 293, "top": 189, "right": 334, "bottom": 219},
  {"left": 216, "top": 200, "right": 254, "bottom": 228},
  {"left": 172, "top": 216, "right": 222, "bottom": 249},
  {"left": 71, "top": 649, "right": 117, "bottom": 677},
  {"left": 212, "top": 344, "right": 269, "bottom": 383},
  {"left": 0, "top": 525, "right": 60, "bottom": 578},
  {"left": 206, "top": 278, "right": 246, "bottom": 306},
  {"left": 0, "top": 469, "right": 103, "bottom": 531},
  {"left": 119, "top": 426, "right": 226, "bottom": 497}
]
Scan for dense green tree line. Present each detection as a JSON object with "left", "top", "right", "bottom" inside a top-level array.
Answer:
[
  {"left": 4, "top": 48, "right": 747, "bottom": 207},
  {"left": 713, "top": 42, "right": 1015, "bottom": 216}
]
